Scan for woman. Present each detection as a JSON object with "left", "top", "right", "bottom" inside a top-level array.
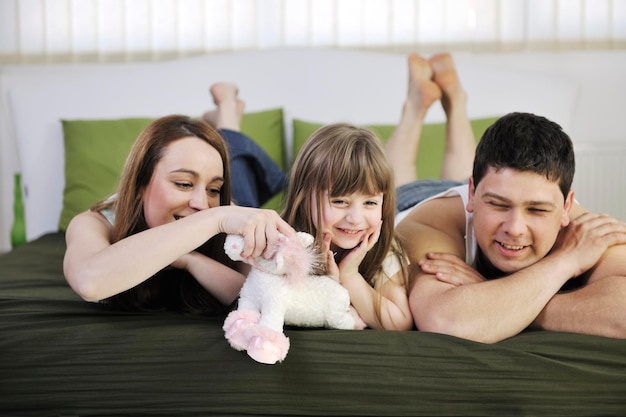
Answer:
[{"left": 64, "top": 114, "right": 294, "bottom": 314}]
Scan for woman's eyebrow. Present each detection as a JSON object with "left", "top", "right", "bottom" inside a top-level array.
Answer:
[{"left": 170, "top": 169, "right": 224, "bottom": 183}]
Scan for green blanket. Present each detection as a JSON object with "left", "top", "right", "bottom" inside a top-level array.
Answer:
[{"left": 1, "top": 233, "right": 625, "bottom": 416}]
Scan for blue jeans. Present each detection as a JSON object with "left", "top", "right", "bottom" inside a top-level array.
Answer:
[
  {"left": 220, "top": 129, "right": 286, "bottom": 208},
  {"left": 396, "top": 179, "right": 465, "bottom": 212}
]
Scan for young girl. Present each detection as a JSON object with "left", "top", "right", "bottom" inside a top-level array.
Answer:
[
  {"left": 63, "top": 112, "right": 294, "bottom": 314},
  {"left": 282, "top": 124, "right": 413, "bottom": 330},
  {"left": 280, "top": 52, "right": 476, "bottom": 331}
]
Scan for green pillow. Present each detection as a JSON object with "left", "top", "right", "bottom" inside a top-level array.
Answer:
[
  {"left": 292, "top": 117, "right": 499, "bottom": 180},
  {"left": 239, "top": 108, "right": 285, "bottom": 170},
  {"left": 58, "top": 108, "right": 284, "bottom": 230}
]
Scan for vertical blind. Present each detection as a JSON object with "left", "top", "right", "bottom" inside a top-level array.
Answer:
[{"left": 0, "top": 0, "right": 625, "bottom": 63}]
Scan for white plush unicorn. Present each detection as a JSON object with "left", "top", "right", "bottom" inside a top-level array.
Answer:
[{"left": 222, "top": 232, "right": 365, "bottom": 365}]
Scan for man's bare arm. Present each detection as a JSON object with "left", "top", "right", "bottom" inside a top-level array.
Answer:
[
  {"left": 396, "top": 199, "right": 613, "bottom": 343},
  {"left": 532, "top": 214, "right": 626, "bottom": 339}
]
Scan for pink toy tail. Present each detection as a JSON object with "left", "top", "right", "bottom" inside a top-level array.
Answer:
[
  {"left": 283, "top": 240, "right": 322, "bottom": 286},
  {"left": 223, "top": 309, "right": 260, "bottom": 351},
  {"left": 245, "top": 325, "right": 290, "bottom": 365}
]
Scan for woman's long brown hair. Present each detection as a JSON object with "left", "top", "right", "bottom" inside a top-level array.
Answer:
[{"left": 92, "top": 115, "right": 234, "bottom": 314}]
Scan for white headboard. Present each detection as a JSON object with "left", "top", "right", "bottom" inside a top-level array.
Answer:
[{"left": 0, "top": 48, "right": 580, "bottom": 247}]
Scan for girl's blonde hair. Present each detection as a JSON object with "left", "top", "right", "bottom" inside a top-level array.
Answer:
[{"left": 281, "top": 123, "right": 409, "bottom": 324}]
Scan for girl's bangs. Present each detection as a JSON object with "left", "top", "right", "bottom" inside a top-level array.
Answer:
[{"left": 328, "top": 157, "right": 387, "bottom": 197}]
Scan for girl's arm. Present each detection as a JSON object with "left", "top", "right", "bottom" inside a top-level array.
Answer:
[
  {"left": 339, "top": 268, "right": 413, "bottom": 331},
  {"left": 323, "top": 228, "right": 412, "bottom": 330}
]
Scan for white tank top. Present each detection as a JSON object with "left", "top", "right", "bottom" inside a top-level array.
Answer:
[{"left": 395, "top": 184, "right": 477, "bottom": 266}]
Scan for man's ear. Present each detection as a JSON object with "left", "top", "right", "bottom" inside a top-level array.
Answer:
[
  {"left": 467, "top": 176, "right": 476, "bottom": 213},
  {"left": 562, "top": 190, "right": 575, "bottom": 226}
]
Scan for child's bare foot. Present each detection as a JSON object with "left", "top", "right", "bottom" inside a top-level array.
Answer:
[
  {"left": 430, "top": 53, "right": 466, "bottom": 116},
  {"left": 201, "top": 82, "right": 245, "bottom": 131},
  {"left": 406, "top": 53, "right": 442, "bottom": 117}
]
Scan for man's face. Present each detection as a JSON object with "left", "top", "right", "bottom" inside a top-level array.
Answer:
[{"left": 467, "top": 167, "right": 573, "bottom": 274}]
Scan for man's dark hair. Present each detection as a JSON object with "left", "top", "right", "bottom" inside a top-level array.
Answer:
[{"left": 472, "top": 112, "right": 575, "bottom": 199}]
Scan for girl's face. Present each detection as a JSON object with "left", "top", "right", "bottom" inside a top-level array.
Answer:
[
  {"left": 142, "top": 136, "right": 225, "bottom": 228},
  {"left": 313, "top": 190, "right": 383, "bottom": 250}
]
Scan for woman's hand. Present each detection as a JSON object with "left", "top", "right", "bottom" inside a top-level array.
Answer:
[{"left": 215, "top": 206, "right": 296, "bottom": 259}]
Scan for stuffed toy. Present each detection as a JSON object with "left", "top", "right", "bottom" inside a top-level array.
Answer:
[{"left": 223, "top": 232, "right": 365, "bottom": 365}]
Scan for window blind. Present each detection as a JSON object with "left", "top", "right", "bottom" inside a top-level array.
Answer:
[{"left": 0, "top": 0, "right": 624, "bottom": 63}]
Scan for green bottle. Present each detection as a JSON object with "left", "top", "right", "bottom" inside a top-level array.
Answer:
[{"left": 10, "top": 173, "right": 26, "bottom": 249}]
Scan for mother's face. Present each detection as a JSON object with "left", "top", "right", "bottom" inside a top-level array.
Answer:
[{"left": 142, "top": 136, "right": 225, "bottom": 228}]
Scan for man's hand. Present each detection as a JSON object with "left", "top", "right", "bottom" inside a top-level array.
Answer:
[
  {"left": 418, "top": 252, "right": 485, "bottom": 286},
  {"left": 551, "top": 212, "right": 626, "bottom": 278}
]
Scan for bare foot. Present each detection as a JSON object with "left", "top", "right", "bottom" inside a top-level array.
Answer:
[
  {"left": 201, "top": 82, "right": 245, "bottom": 131},
  {"left": 407, "top": 53, "right": 442, "bottom": 117},
  {"left": 201, "top": 109, "right": 219, "bottom": 127},
  {"left": 430, "top": 53, "right": 466, "bottom": 116},
  {"left": 385, "top": 53, "right": 442, "bottom": 186},
  {"left": 430, "top": 54, "right": 475, "bottom": 181}
]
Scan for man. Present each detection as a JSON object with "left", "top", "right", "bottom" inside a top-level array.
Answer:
[{"left": 396, "top": 112, "right": 626, "bottom": 343}]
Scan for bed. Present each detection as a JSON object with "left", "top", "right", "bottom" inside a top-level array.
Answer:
[
  {"left": 2, "top": 232, "right": 626, "bottom": 416},
  {"left": 1, "top": 48, "right": 625, "bottom": 416}
]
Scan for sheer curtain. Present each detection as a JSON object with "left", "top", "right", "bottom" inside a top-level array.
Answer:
[{"left": 0, "top": 0, "right": 625, "bottom": 63}]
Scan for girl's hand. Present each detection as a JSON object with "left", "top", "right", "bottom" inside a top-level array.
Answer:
[
  {"left": 337, "top": 220, "right": 382, "bottom": 277},
  {"left": 322, "top": 233, "right": 340, "bottom": 281}
]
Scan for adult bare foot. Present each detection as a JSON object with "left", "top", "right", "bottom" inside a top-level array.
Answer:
[
  {"left": 385, "top": 53, "right": 442, "bottom": 186},
  {"left": 430, "top": 53, "right": 475, "bottom": 181},
  {"left": 407, "top": 53, "right": 442, "bottom": 117},
  {"left": 430, "top": 53, "right": 466, "bottom": 115},
  {"left": 201, "top": 82, "right": 245, "bottom": 131},
  {"left": 201, "top": 109, "right": 219, "bottom": 128}
]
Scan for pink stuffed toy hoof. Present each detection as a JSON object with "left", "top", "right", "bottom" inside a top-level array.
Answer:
[
  {"left": 245, "top": 325, "right": 290, "bottom": 365},
  {"left": 223, "top": 310, "right": 260, "bottom": 351}
]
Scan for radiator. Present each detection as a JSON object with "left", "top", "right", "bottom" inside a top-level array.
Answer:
[{"left": 573, "top": 143, "right": 626, "bottom": 221}]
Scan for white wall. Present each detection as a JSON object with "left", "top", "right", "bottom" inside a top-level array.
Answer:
[
  {"left": 456, "top": 50, "right": 626, "bottom": 144},
  {"left": 1, "top": 49, "right": 625, "bottom": 253}
]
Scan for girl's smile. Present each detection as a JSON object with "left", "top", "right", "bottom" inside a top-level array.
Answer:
[{"left": 313, "top": 191, "right": 383, "bottom": 250}]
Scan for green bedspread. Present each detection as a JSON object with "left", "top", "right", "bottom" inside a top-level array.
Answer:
[{"left": 1, "top": 233, "right": 625, "bottom": 416}]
